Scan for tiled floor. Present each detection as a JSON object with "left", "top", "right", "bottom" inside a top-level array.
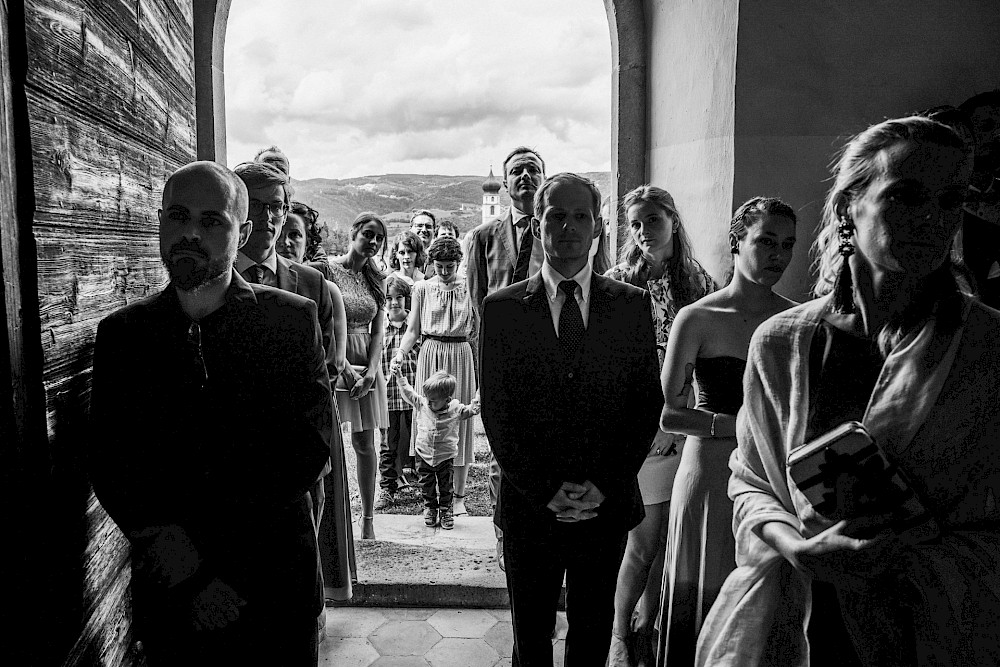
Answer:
[{"left": 321, "top": 607, "right": 569, "bottom": 666}]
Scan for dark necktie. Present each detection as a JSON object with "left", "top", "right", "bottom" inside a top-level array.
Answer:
[
  {"left": 247, "top": 264, "right": 265, "bottom": 284},
  {"left": 558, "top": 280, "right": 584, "bottom": 357},
  {"left": 512, "top": 219, "right": 533, "bottom": 283}
]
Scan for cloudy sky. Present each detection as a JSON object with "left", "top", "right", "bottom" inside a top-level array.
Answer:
[{"left": 224, "top": 0, "right": 612, "bottom": 180}]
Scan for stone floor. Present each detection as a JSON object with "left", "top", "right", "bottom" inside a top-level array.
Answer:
[{"left": 320, "top": 607, "right": 569, "bottom": 666}]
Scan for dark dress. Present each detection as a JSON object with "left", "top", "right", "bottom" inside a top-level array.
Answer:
[
  {"left": 659, "top": 356, "right": 747, "bottom": 667},
  {"left": 804, "top": 321, "right": 885, "bottom": 667}
]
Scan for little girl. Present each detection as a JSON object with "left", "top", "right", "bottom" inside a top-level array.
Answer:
[{"left": 392, "top": 367, "right": 480, "bottom": 529}]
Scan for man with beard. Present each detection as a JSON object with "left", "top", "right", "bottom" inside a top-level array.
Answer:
[
  {"left": 89, "top": 161, "right": 332, "bottom": 666},
  {"left": 465, "top": 146, "right": 546, "bottom": 569}
]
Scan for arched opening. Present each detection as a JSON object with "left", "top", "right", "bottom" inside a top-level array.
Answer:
[{"left": 194, "top": 0, "right": 647, "bottom": 244}]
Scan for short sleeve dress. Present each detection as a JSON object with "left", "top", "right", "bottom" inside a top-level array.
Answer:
[
  {"left": 408, "top": 278, "right": 478, "bottom": 467},
  {"left": 328, "top": 262, "right": 389, "bottom": 432},
  {"left": 605, "top": 261, "right": 718, "bottom": 505}
]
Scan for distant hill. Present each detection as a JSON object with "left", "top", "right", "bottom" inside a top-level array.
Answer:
[{"left": 290, "top": 172, "right": 613, "bottom": 249}]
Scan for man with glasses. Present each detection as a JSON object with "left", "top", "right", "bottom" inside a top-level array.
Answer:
[
  {"left": 234, "top": 162, "right": 336, "bottom": 378},
  {"left": 89, "top": 161, "right": 333, "bottom": 665}
]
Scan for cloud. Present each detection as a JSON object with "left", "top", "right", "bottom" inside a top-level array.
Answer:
[{"left": 224, "top": 0, "right": 612, "bottom": 179}]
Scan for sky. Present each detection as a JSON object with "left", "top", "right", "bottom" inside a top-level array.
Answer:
[{"left": 224, "top": 0, "right": 612, "bottom": 180}]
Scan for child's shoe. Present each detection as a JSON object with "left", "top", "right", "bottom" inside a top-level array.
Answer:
[
  {"left": 440, "top": 506, "right": 454, "bottom": 530},
  {"left": 374, "top": 488, "right": 395, "bottom": 511},
  {"left": 423, "top": 508, "right": 438, "bottom": 527}
]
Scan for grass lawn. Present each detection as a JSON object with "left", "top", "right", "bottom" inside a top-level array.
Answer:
[{"left": 343, "top": 415, "right": 493, "bottom": 517}]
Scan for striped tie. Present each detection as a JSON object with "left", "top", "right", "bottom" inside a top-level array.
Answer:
[{"left": 512, "top": 219, "right": 533, "bottom": 283}]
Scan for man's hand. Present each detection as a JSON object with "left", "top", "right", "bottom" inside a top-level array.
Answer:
[
  {"left": 132, "top": 524, "right": 200, "bottom": 587},
  {"left": 547, "top": 481, "right": 600, "bottom": 522},
  {"left": 190, "top": 578, "right": 246, "bottom": 632}
]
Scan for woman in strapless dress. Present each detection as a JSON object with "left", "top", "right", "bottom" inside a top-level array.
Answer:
[{"left": 655, "top": 198, "right": 799, "bottom": 667}]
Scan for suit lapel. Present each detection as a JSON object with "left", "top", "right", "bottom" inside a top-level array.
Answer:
[
  {"left": 574, "top": 272, "right": 611, "bottom": 369},
  {"left": 276, "top": 254, "right": 298, "bottom": 294},
  {"left": 498, "top": 212, "right": 517, "bottom": 269},
  {"left": 523, "top": 274, "right": 560, "bottom": 359}
]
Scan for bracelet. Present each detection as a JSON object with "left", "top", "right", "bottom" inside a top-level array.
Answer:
[{"left": 710, "top": 413, "right": 719, "bottom": 437}]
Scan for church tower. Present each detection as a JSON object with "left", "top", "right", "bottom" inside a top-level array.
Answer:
[{"left": 482, "top": 166, "right": 502, "bottom": 224}]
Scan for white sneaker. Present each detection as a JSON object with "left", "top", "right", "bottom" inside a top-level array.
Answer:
[{"left": 453, "top": 495, "right": 468, "bottom": 516}]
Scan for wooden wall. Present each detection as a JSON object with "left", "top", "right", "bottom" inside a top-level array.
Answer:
[{"left": 16, "top": 0, "right": 196, "bottom": 663}]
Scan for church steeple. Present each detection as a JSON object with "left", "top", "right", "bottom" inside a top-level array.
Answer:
[{"left": 482, "top": 166, "right": 502, "bottom": 223}]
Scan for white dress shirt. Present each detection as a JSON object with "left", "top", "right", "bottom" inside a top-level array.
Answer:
[
  {"left": 235, "top": 250, "right": 278, "bottom": 287},
  {"left": 540, "top": 261, "right": 592, "bottom": 336}
]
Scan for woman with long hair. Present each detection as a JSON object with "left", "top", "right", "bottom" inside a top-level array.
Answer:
[
  {"left": 389, "top": 237, "right": 478, "bottom": 523},
  {"left": 328, "top": 213, "right": 390, "bottom": 540},
  {"left": 388, "top": 230, "right": 426, "bottom": 285},
  {"left": 656, "top": 197, "right": 798, "bottom": 666},
  {"left": 605, "top": 186, "right": 716, "bottom": 665},
  {"left": 697, "top": 116, "right": 1000, "bottom": 666}
]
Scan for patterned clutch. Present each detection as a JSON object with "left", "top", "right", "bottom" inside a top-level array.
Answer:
[{"left": 787, "top": 421, "right": 938, "bottom": 541}]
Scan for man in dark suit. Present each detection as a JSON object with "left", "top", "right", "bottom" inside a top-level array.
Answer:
[
  {"left": 233, "top": 162, "right": 335, "bottom": 364},
  {"left": 480, "top": 173, "right": 662, "bottom": 667},
  {"left": 466, "top": 146, "right": 547, "bottom": 566},
  {"left": 89, "top": 161, "right": 332, "bottom": 665}
]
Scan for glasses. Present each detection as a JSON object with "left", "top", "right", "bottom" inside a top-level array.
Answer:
[
  {"left": 360, "top": 229, "right": 385, "bottom": 243},
  {"left": 249, "top": 199, "right": 288, "bottom": 217}
]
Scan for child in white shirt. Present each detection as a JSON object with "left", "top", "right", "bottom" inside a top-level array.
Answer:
[{"left": 392, "top": 367, "right": 480, "bottom": 529}]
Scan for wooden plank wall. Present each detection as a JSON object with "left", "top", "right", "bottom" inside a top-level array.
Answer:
[{"left": 22, "top": 0, "right": 196, "bottom": 663}]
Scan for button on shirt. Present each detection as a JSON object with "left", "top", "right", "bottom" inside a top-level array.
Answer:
[
  {"left": 235, "top": 251, "right": 278, "bottom": 287},
  {"left": 541, "top": 261, "right": 592, "bottom": 336}
]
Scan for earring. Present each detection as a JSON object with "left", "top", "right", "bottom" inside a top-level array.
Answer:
[{"left": 833, "top": 216, "right": 856, "bottom": 314}]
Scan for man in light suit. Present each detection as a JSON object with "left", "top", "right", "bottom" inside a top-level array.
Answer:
[
  {"left": 480, "top": 173, "right": 661, "bottom": 667},
  {"left": 466, "top": 146, "right": 546, "bottom": 567},
  {"left": 89, "top": 161, "right": 332, "bottom": 665}
]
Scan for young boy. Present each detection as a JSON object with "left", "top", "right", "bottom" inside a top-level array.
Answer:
[
  {"left": 392, "top": 367, "right": 480, "bottom": 529},
  {"left": 377, "top": 277, "right": 420, "bottom": 508}
]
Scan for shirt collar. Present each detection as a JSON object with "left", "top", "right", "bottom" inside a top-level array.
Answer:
[
  {"left": 235, "top": 249, "right": 278, "bottom": 275},
  {"left": 511, "top": 206, "right": 532, "bottom": 228},
  {"left": 541, "top": 261, "right": 592, "bottom": 304}
]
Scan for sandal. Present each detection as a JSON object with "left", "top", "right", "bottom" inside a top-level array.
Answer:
[
  {"left": 453, "top": 493, "right": 468, "bottom": 517},
  {"left": 359, "top": 514, "right": 375, "bottom": 540}
]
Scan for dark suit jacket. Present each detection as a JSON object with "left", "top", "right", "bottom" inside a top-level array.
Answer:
[
  {"left": 467, "top": 211, "right": 545, "bottom": 317},
  {"left": 88, "top": 271, "right": 333, "bottom": 628},
  {"left": 276, "top": 253, "right": 336, "bottom": 377},
  {"left": 479, "top": 272, "right": 662, "bottom": 537}
]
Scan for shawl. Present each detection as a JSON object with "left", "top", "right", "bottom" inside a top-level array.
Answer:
[{"left": 696, "top": 294, "right": 1000, "bottom": 666}]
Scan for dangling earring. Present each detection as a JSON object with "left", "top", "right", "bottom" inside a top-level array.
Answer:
[{"left": 833, "top": 216, "right": 856, "bottom": 314}]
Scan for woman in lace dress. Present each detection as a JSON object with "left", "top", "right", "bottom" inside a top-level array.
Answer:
[
  {"left": 605, "top": 185, "right": 717, "bottom": 665},
  {"left": 390, "top": 237, "right": 478, "bottom": 521},
  {"left": 328, "top": 213, "right": 389, "bottom": 540},
  {"left": 655, "top": 198, "right": 798, "bottom": 667}
]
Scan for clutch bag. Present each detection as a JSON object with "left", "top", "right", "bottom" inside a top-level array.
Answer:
[
  {"left": 787, "top": 421, "right": 938, "bottom": 541},
  {"left": 334, "top": 365, "right": 368, "bottom": 392}
]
